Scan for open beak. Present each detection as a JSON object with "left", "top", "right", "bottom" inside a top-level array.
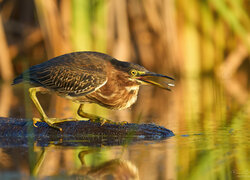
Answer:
[{"left": 135, "top": 72, "right": 175, "bottom": 91}]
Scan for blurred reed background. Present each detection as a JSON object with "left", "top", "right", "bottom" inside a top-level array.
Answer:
[
  {"left": 0, "top": 0, "right": 249, "bottom": 179},
  {"left": 0, "top": 0, "right": 249, "bottom": 120}
]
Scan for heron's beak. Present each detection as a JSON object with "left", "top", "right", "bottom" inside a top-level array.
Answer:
[{"left": 135, "top": 72, "right": 175, "bottom": 91}]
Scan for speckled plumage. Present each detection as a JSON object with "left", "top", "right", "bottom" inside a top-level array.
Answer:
[{"left": 13, "top": 51, "right": 146, "bottom": 109}]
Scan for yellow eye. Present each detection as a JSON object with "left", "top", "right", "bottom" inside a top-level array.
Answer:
[{"left": 130, "top": 69, "right": 137, "bottom": 76}]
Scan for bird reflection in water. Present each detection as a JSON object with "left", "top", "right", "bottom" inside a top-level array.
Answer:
[{"left": 71, "top": 150, "right": 139, "bottom": 180}]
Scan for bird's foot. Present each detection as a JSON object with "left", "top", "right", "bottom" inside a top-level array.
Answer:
[
  {"left": 118, "top": 121, "right": 128, "bottom": 125},
  {"left": 90, "top": 118, "right": 128, "bottom": 126},
  {"left": 33, "top": 117, "right": 63, "bottom": 131},
  {"left": 89, "top": 117, "right": 112, "bottom": 125},
  {"left": 33, "top": 118, "right": 42, "bottom": 127}
]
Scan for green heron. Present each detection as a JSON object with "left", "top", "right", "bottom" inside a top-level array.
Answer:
[{"left": 13, "top": 51, "right": 174, "bottom": 131}]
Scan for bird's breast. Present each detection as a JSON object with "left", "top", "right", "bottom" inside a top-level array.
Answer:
[{"left": 86, "top": 84, "right": 139, "bottom": 110}]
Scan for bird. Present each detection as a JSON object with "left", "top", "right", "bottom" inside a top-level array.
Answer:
[{"left": 13, "top": 51, "right": 174, "bottom": 131}]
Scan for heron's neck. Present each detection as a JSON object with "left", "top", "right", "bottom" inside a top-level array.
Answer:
[{"left": 86, "top": 69, "right": 139, "bottom": 109}]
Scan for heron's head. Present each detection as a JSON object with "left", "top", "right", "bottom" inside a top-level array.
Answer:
[{"left": 110, "top": 59, "right": 175, "bottom": 91}]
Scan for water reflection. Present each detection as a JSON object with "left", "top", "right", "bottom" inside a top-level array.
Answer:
[
  {"left": 73, "top": 150, "right": 139, "bottom": 179},
  {"left": 0, "top": 76, "right": 249, "bottom": 179},
  {"left": 0, "top": 128, "right": 249, "bottom": 179}
]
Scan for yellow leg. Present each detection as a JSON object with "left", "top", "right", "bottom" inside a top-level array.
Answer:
[
  {"left": 29, "top": 87, "right": 63, "bottom": 131},
  {"left": 77, "top": 104, "right": 127, "bottom": 125}
]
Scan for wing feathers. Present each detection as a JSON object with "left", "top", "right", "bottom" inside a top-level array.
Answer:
[{"left": 23, "top": 52, "right": 108, "bottom": 96}]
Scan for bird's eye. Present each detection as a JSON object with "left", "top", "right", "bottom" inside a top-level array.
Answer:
[{"left": 130, "top": 70, "right": 137, "bottom": 76}]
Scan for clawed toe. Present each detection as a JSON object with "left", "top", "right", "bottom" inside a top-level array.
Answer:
[
  {"left": 119, "top": 121, "right": 128, "bottom": 125},
  {"left": 32, "top": 117, "right": 62, "bottom": 131},
  {"left": 89, "top": 118, "right": 128, "bottom": 126},
  {"left": 33, "top": 117, "right": 42, "bottom": 127}
]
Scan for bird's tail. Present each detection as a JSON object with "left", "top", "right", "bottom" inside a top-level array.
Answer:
[
  {"left": 12, "top": 74, "right": 24, "bottom": 85},
  {"left": 12, "top": 67, "right": 41, "bottom": 86}
]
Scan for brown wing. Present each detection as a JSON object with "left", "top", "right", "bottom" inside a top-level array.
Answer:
[{"left": 27, "top": 52, "right": 108, "bottom": 96}]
